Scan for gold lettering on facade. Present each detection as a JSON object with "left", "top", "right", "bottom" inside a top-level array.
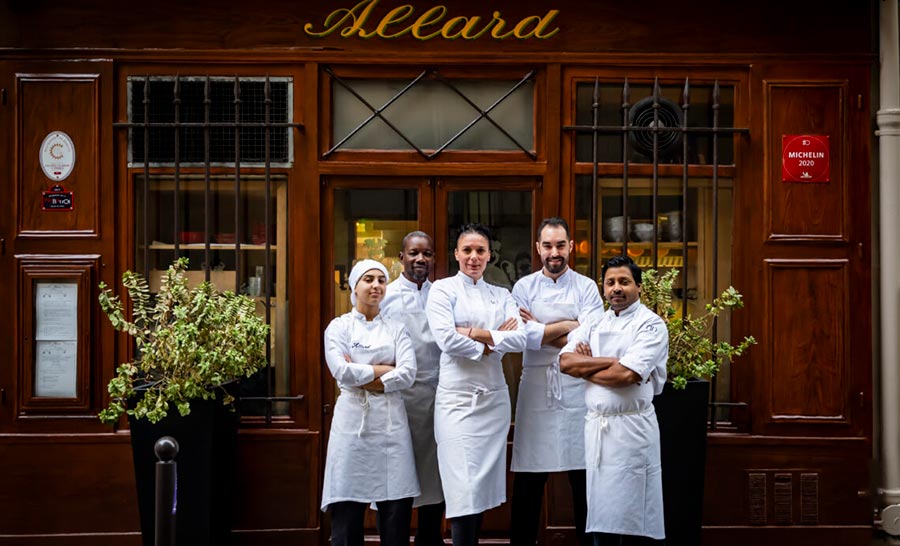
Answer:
[
  {"left": 440, "top": 16, "right": 472, "bottom": 39},
  {"left": 303, "top": 0, "right": 561, "bottom": 41},
  {"left": 489, "top": 12, "right": 515, "bottom": 39},
  {"left": 512, "top": 15, "right": 546, "bottom": 38},
  {"left": 458, "top": 16, "right": 489, "bottom": 39},
  {"left": 410, "top": 6, "right": 447, "bottom": 40},
  {"left": 533, "top": 10, "right": 561, "bottom": 38},
  {"left": 303, "top": 0, "right": 380, "bottom": 38},
  {"left": 362, "top": 4, "right": 415, "bottom": 38}
]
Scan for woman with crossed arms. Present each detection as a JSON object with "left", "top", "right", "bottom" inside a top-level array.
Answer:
[
  {"left": 425, "top": 223, "right": 527, "bottom": 546},
  {"left": 321, "top": 259, "right": 420, "bottom": 546}
]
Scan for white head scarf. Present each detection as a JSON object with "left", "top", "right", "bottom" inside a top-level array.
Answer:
[{"left": 349, "top": 259, "right": 389, "bottom": 306}]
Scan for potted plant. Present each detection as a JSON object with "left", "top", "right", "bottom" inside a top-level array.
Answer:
[
  {"left": 98, "top": 257, "right": 269, "bottom": 546},
  {"left": 641, "top": 268, "right": 756, "bottom": 546}
]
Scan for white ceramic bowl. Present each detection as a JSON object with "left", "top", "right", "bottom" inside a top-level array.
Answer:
[
  {"left": 603, "top": 216, "right": 627, "bottom": 242},
  {"left": 632, "top": 222, "right": 655, "bottom": 242}
]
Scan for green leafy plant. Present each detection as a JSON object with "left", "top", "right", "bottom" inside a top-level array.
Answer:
[
  {"left": 640, "top": 269, "right": 756, "bottom": 390},
  {"left": 98, "top": 257, "right": 270, "bottom": 424}
]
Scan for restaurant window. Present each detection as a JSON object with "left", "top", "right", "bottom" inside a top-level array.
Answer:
[
  {"left": 117, "top": 75, "right": 301, "bottom": 422},
  {"left": 127, "top": 76, "right": 293, "bottom": 166},
  {"left": 574, "top": 82, "right": 734, "bottom": 166},
  {"left": 566, "top": 78, "right": 746, "bottom": 428},
  {"left": 327, "top": 69, "right": 535, "bottom": 158}
]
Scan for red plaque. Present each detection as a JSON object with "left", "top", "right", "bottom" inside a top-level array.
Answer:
[
  {"left": 782, "top": 134, "right": 830, "bottom": 183},
  {"left": 42, "top": 184, "right": 74, "bottom": 211}
]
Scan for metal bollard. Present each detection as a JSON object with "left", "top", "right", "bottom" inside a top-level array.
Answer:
[{"left": 154, "top": 436, "right": 179, "bottom": 546}]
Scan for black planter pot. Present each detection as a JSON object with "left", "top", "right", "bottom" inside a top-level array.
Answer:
[
  {"left": 653, "top": 379, "right": 710, "bottom": 546},
  {"left": 128, "top": 394, "right": 239, "bottom": 546}
]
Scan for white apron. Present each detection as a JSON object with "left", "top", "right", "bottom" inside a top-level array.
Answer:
[
  {"left": 427, "top": 273, "right": 525, "bottom": 519},
  {"left": 511, "top": 301, "right": 587, "bottom": 472},
  {"left": 583, "top": 328, "right": 665, "bottom": 539},
  {"left": 392, "top": 289, "right": 444, "bottom": 508},
  {"left": 320, "top": 320, "right": 420, "bottom": 511},
  {"left": 434, "top": 384, "right": 511, "bottom": 519}
]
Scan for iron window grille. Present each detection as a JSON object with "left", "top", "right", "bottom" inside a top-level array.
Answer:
[
  {"left": 564, "top": 77, "right": 749, "bottom": 430},
  {"left": 126, "top": 76, "right": 294, "bottom": 167},
  {"left": 325, "top": 67, "right": 537, "bottom": 159},
  {"left": 113, "top": 75, "right": 304, "bottom": 424}
]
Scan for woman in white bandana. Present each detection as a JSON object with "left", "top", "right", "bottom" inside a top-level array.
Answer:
[
  {"left": 321, "top": 259, "right": 420, "bottom": 546},
  {"left": 425, "top": 223, "right": 527, "bottom": 546}
]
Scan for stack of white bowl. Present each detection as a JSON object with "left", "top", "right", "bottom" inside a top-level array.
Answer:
[{"left": 603, "top": 216, "right": 627, "bottom": 242}]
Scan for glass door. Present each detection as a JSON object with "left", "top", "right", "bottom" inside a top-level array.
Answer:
[
  {"left": 321, "top": 176, "right": 539, "bottom": 540},
  {"left": 322, "top": 177, "right": 434, "bottom": 535},
  {"left": 323, "top": 178, "right": 433, "bottom": 322},
  {"left": 434, "top": 178, "right": 541, "bottom": 537}
]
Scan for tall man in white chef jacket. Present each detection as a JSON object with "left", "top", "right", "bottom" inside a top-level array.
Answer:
[
  {"left": 509, "top": 217, "right": 603, "bottom": 546},
  {"left": 380, "top": 231, "right": 446, "bottom": 546},
  {"left": 559, "top": 255, "right": 668, "bottom": 545}
]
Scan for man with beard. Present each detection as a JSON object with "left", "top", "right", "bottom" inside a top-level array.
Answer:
[
  {"left": 380, "top": 231, "right": 445, "bottom": 546},
  {"left": 509, "top": 217, "right": 603, "bottom": 546}
]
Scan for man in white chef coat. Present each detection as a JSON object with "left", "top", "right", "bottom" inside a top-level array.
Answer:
[
  {"left": 509, "top": 217, "right": 603, "bottom": 546},
  {"left": 559, "top": 255, "right": 668, "bottom": 545},
  {"left": 380, "top": 231, "right": 446, "bottom": 546}
]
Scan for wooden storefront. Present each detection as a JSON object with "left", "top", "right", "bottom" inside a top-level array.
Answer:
[{"left": 0, "top": 1, "right": 877, "bottom": 545}]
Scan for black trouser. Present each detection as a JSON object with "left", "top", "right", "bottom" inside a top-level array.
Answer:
[
  {"left": 593, "top": 532, "right": 665, "bottom": 546},
  {"left": 415, "top": 501, "right": 446, "bottom": 546},
  {"left": 510, "top": 470, "right": 589, "bottom": 546},
  {"left": 450, "top": 512, "right": 483, "bottom": 546},
  {"left": 330, "top": 498, "right": 414, "bottom": 546}
]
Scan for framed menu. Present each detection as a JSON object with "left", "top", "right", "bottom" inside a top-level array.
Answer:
[{"left": 33, "top": 282, "right": 78, "bottom": 398}]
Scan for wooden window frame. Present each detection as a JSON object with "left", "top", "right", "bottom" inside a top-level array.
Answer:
[
  {"left": 320, "top": 65, "right": 546, "bottom": 164},
  {"left": 17, "top": 255, "right": 99, "bottom": 416}
]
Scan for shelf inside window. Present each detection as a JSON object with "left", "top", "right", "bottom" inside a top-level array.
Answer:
[
  {"left": 146, "top": 243, "right": 277, "bottom": 250},
  {"left": 600, "top": 242, "right": 697, "bottom": 249}
]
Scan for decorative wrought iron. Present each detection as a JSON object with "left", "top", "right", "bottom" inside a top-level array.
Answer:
[
  {"left": 325, "top": 67, "right": 537, "bottom": 159},
  {"left": 113, "top": 75, "right": 304, "bottom": 424},
  {"left": 564, "top": 77, "right": 750, "bottom": 430}
]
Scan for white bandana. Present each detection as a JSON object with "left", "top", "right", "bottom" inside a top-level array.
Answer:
[{"left": 349, "top": 259, "right": 389, "bottom": 305}]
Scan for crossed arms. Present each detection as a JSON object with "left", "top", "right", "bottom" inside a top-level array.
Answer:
[
  {"left": 519, "top": 308, "right": 579, "bottom": 348},
  {"left": 559, "top": 342, "right": 642, "bottom": 388},
  {"left": 455, "top": 317, "right": 519, "bottom": 355}
]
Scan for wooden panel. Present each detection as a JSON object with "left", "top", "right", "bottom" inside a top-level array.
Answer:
[
  {"left": 0, "top": 430, "right": 324, "bottom": 541},
  {"left": 17, "top": 74, "right": 99, "bottom": 237},
  {"left": 765, "top": 82, "right": 847, "bottom": 241},
  {"left": 701, "top": 526, "right": 871, "bottom": 546},
  {"left": 703, "top": 437, "right": 870, "bottom": 528},
  {"left": 233, "top": 529, "right": 320, "bottom": 546},
  {"left": 0, "top": 534, "right": 140, "bottom": 546},
  {"left": 767, "top": 260, "right": 849, "bottom": 424},
  {"left": 0, "top": 434, "right": 139, "bottom": 535},
  {"left": 232, "top": 430, "right": 321, "bottom": 531}
]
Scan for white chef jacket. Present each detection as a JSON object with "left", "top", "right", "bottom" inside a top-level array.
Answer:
[
  {"left": 380, "top": 275, "right": 444, "bottom": 507},
  {"left": 560, "top": 301, "right": 668, "bottom": 539},
  {"left": 425, "top": 272, "right": 527, "bottom": 518},
  {"left": 320, "top": 309, "right": 420, "bottom": 511},
  {"left": 510, "top": 268, "right": 603, "bottom": 472}
]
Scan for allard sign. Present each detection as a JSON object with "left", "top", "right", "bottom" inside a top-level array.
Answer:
[{"left": 303, "top": 0, "right": 561, "bottom": 41}]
